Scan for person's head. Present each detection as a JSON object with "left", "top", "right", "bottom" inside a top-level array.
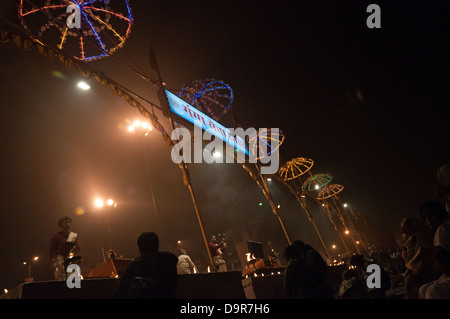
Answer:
[
  {"left": 58, "top": 216, "right": 72, "bottom": 231},
  {"left": 284, "top": 245, "right": 293, "bottom": 261},
  {"left": 419, "top": 201, "right": 449, "bottom": 232},
  {"left": 107, "top": 249, "right": 116, "bottom": 259},
  {"left": 434, "top": 224, "right": 450, "bottom": 274},
  {"left": 209, "top": 235, "right": 216, "bottom": 243},
  {"left": 290, "top": 240, "right": 306, "bottom": 259},
  {"left": 342, "top": 268, "right": 358, "bottom": 281},
  {"left": 137, "top": 232, "right": 159, "bottom": 255},
  {"left": 176, "top": 248, "right": 186, "bottom": 256},
  {"left": 400, "top": 217, "right": 422, "bottom": 239}
]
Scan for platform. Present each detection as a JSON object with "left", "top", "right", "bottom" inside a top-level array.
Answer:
[{"left": 1, "top": 271, "right": 287, "bottom": 299}]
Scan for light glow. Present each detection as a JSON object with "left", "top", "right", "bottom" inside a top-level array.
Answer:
[
  {"left": 94, "top": 198, "right": 104, "bottom": 207},
  {"left": 77, "top": 81, "right": 91, "bottom": 90}
]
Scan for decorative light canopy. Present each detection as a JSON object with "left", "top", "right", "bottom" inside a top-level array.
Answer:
[
  {"left": 248, "top": 128, "right": 285, "bottom": 160},
  {"left": 317, "top": 184, "right": 344, "bottom": 200},
  {"left": 278, "top": 157, "right": 314, "bottom": 181},
  {"left": 302, "top": 173, "right": 333, "bottom": 191},
  {"left": 177, "top": 79, "right": 234, "bottom": 121},
  {"left": 18, "top": 0, "right": 133, "bottom": 61}
]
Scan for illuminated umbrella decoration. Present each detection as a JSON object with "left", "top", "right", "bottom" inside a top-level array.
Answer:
[
  {"left": 18, "top": 0, "right": 133, "bottom": 61},
  {"left": 302, "top": 173, "right": 333, "bottom": 192},
  {"left": 317, "top": 184, "right": 344, "bottom": 200},
  {"left": 248, "top": 128, "right": 285, "bottom": 161},
  {"left": 276, "top": 157, "right": 330, "bottom": 258},
  {"left": 278, "top": 157, "right": 314, "bottom": 181},
  {"left": 177, "top": 79, "right": 234, "bottom": 121},
  {"left": 178, "top": 79, "right": 291, "bottom": 244}
]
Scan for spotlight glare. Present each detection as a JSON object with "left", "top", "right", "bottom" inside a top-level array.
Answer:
[
  {"left": 77, "top": 81, "right": 90, "bottom": 90},
  {"left": 94, "top": 198, "right": 104, "bottom": 208}
]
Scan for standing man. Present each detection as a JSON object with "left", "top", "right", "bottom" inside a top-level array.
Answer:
[
  {"left": 176, "top": 248, "right": 197, "bottom": 274},
  {"left": 208, "top": 235, "right": 227, "bottom": 272},
  {"left": 49, "top": 216, "right": 80, "bottom": 280}
]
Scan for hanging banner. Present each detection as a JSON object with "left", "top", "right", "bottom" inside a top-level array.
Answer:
[{"left": 165, "top": 89, "right": 249, "bottom": 155}]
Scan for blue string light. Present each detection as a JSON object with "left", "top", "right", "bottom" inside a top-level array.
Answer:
[
  {"left": 72, "top": 0, "right": 133, "bottom": 61},
  {"left": 177, "top": 79, "right": 234, "bottom": 121},
  {"left": 81, "top": 9, "right": 106, "bottom": 53}
]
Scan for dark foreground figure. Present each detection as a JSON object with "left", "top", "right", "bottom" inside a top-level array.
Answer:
[
  {"left": 284, "top": 240, "right": 335, "bottom": 299},
  {"left": 115, "top": 232, "right": 178, "bottom": 299}
]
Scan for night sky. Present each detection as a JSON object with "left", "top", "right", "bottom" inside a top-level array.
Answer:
[{"left": 0, "top": 0, "right": 449, "bottom": 291}]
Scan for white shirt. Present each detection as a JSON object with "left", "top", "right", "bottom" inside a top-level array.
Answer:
[
  {"left": 419, "top": 274, "right": 450, "bottom": 299},
  {"left": 177, "top": 254, "right": 196, "bottom": 274}
]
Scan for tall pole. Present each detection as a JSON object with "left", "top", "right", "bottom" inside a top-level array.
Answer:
[
  {"left": 323, "top": 201, "right": 350, "bottom": 256},
  {"left": 142, "top": 134, "right": 165, "bottom": 243},
  {"left": 161, "top": 92, "right": 214, "bottom": 268},
  {"left": 150, "top": 45, "right": 213, "bottom": 268},
  {"left": 276, "top": 175, "right": 329, "bottom": 257},
  {"left": 241, "top": 162, "right": 291, "bottom": 245},
  {"left": 230, "top": 110, "right": 292, "bottom": 245},
  {"left": 330, "top": 196, "right": 361, "bottom": 254},
  {"left": 300, "top": 197, "right": 330, "bottom": 258}
]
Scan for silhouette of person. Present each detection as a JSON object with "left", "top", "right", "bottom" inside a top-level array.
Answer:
[
  {"left": 49, "top": 216, "right": 80, "bottom": 280},
  {"left": 115, "top": 232, "right": 178, "bottom": 299},
  {"left": 350, "top": 254, "right": 391, "bottom": 299},
  {"left": 266, "top": 241, "right": 281, "bottom": 267},
  {"left": 338, "top": 268, "right": 370, "bottom": 299},
  {"left": 419, "top": 220, "right": 450, "bottom": 298},
  {"left": 284, "top": 240, "right": 334, "bottom": 299},
  {"left": 420, "top": 201, "right": 449, "bottom": 236},
  {"left": 401, "top": 217, "right": 438, "bottom": 298}
]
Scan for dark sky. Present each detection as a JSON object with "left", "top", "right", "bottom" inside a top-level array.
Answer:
[{"left": 0, "top": 0, "right": 449, "bottom": 290}]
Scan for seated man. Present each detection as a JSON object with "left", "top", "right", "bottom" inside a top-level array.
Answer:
[
  {"left": 115, "top": 232, "right": 178, "bottom": 299},
  {"left": 419, "top": 219, "right": 450, "bottom": 298}
]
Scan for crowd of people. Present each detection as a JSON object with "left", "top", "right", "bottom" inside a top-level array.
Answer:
[
  {"left": 331, "top": 163, "right": 450, "bottom": 299},
  {"left": 398, "top": 163, "right": 450, "bottom": 298},
  {"left": 280, "top": 164, "right": 450, "bottom": 299},
  {"left": 48, "top": 164, "right": 450, "bottom": 299},
  {"left": 396, "top": 164, "right": 450, "bottom": 299}
]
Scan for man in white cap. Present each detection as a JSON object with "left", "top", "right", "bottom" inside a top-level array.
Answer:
[
  {"left": 418, "top": 164, "right": 450, "bottom": 298},
  {"left": 418, "top": 214, "right": 450, "bottom": 298}
]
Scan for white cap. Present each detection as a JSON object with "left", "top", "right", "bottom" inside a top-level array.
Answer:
[{"left": 434, "top": 222, "right": 450, "bottom": 252}]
